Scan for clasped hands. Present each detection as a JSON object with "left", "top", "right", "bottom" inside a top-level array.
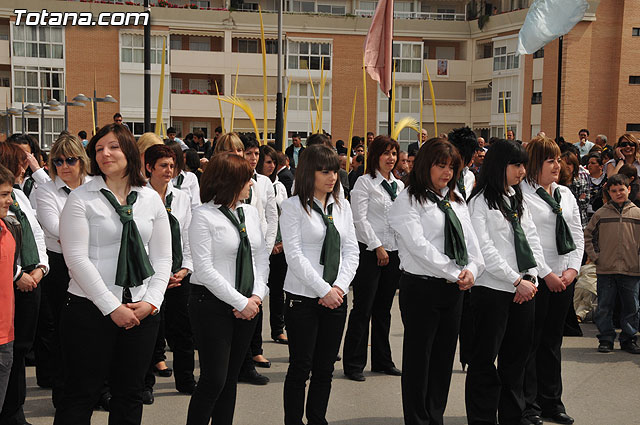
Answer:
[
  {"left": 110, "top": 302, "right": 154, "bottom": 330},
  {"left": 456, "top": 269, "right": 474, "bottom": 291},
  {"left": 233, "top": 295, "right": 262, "bottom": 320}
]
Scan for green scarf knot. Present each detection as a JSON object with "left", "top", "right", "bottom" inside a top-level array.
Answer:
[
  {"left": 425, "top": 190, "right": 468, "bottom": 267},
  {"left": 502, "top": 195, "right": 537, "bottom": 272},
  {"left": 218, "top": 206, "right": 254, "bottom": 297},
  {"left": 310, "top": 201, "right": 341, "bottom": 284}
]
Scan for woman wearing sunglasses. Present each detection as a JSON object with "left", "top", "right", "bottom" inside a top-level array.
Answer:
[
  {"left": 605, "top": 134, "right": 640, "bottom": 178},
  {"left": 33, "top": 133, "right": 91, "bottom": 406}
]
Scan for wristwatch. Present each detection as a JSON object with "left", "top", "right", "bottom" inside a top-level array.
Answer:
[
  {"left": 522, "top": 274, "right": 537, "bottom": 284},
  {"left": 150, "top": 304, "right": 159, "bottom": 316}
]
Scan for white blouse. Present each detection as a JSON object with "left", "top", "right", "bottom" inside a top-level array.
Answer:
[
  {"left": 273, "top": 178, "right": 287, "bottom": 207},
  {"left": 351, "top": 170, "right": 404, "bottom": 251},
  {"left": 146, "top": 181, "right": 194, "bottom": 273},
  {"left": 455, "top": 166, "right": 476, "bottom": 202},
  {"left": 172, "top": 170, "right": 201, "bottom": 209},
  {"left": 280, "top": 195, "right": 360, "bottom": 298},
  {"left": 188, "top": 202, "right": 269, "bottom": 312},
  {"left": 247, "top": 172, "right": 278, "bottom": 253},
  {"left": 9, "top": 188, "right": 49, "bottom": 278},
  {"left": 22, "top": 167, "right": 51, "bottom": 210},
  {"left": 388, "top": 187, "right": 484, "bottom": 282},
  {"left": 468, "top": 187, "right": 547, "bottom": 293},
  {"left": 34, "top": 175, "right": 92, "bottom": 253},
  {"left": 521, "top": 181, "right": 584, "bottom": 276},
  {"left": 59, "top": 177, "right": 172, "bottom": 315}
]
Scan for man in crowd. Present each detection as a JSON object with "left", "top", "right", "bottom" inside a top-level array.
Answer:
[
  {"left": 167, "top": 127, "right": 189, "bottom": 151},
  {"left": 407, "top": 128, "right": 428, "bottom": 156},
  {"left": 285, "top": 134, "right": 305, "bottom": 172},
  {"left": 574, "top": 128, "right": 595, "bottom": 157}
]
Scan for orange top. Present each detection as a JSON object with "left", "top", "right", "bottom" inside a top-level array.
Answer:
[{"left": 0, "top": 219, "right": 15, "bottom": 345}]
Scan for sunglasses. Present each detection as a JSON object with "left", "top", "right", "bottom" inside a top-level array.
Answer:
[
  {"left": 619, "top": 141, "right": 637, "bottom": 148},
  {"left": 53, "top": 157, "right": 79, "bottom": 167}
]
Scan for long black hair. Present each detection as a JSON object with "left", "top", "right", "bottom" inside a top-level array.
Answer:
[{"left": 469, "top": 139, "right": 528, "bottom": 218}]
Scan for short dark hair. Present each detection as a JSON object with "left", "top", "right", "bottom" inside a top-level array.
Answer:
[
  {"left": 78, "top": 130, "right": 87, "bottom": 139},
  {"left": 193, "top": 129, "right": 205, "bottom": 140},
  {"left": 215, "top": 126, "right": 223, "bottom": 134},
  {"left": 294, "top": 145, "right": 340, "bottom": 212},
  {"left": 587, "top": 152, "right": 603, "bottom": 166},
  {"left": 242, "top": 136, "right": 260, "bottom": 151},
  {"left": 354, "top": 154, "right": 364, "bottom": 164},
  {"left": 448, "top": 126, "right": 479, "bottom": 165},
  {"left": 184, "top": 149, "right": 200, "bottom": 172},
  {"left": 0, "top": 164, "right": 15, "bottom": 187},
  {"left": 618, "top": 164, "right": 638, "bottom": 182},
  {"left": 408, "top": 138, "right": 462, "bottom": 204},
  {"left": 560, "top": 151, "right": 580, "bottom": 180},
  {"left": 307, "top": 133, "right": 331, "bottom": 147},
  {"left": 579, "top": 128, "right": 589, "bottom": 136},
  {"left": 607, "top": 173, "right": 629, "bottom": 189},
  {"left": 367, "top": 135, "right": 400, "bottom": 178},
  {"left": 87, "top": 123, "right": 146, "bottom": 187},
  {"left": 167, "top": 127, "right": 176, "bottom": 135},
  {"left": 200, "top": 153, "right": 253, "bottom": 206},
  {"left": 7, "top": 133, "right": 42, "bottom": 164},
  {"left": 144, "top": 144, "right": 177, "bottom": 178},
  {"left": 113, "top": 112, "right": 122, "bottom": 120},
  {"left": 0, "top": 142, "right": 27, "bottom": 177},
  {"left": 257, "top": 145, "right": 278, "bottom": 181},
  {"left": 367, "top": 132, "right": 375, "bottom": 137},
  {"left": 165, "top": 140, "right": 185, "bottom": 173}
]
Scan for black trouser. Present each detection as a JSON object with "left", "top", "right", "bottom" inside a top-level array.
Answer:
[
  {"left": 399, "top": 273, "right": 463, "bottom": 425},
  {"left": 283, "top": 292, "right": 347, "bottom": 425},
  {"left": 144, "top": 300, "right": 167, "bottom": 392},
  {"left": 186, "top": 285, "right": 257, "bottom": 425},
  {"left": 164, "top": 275, "right": 195, "bottom": 390},
  {"left": 343, "top": 245, "right": 400, "bottom": 374},
  {"left": 465, "top": 285, "right": 535, "bottom": 425},
  {"left": 0, "top": 284, "right": 40, "bottom": 425},
  {"left": 34, "top": 251, "right": 69, "bottom": 406},
  {"left": 523, "top": 279, "right": 573, "bottom": 418},
  {"left": 238, "top": 306, "right": 263, "bottom": 378},
  {"left": 268, "top": 251, "right": 287, "bottom": 339},
  {"left": 53, "top": 294, "right": 160, "bottom": 425},
  {"left": 458, "top": 289, "right": 474, "bottom": 368}
]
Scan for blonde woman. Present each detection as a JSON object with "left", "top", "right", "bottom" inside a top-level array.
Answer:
[
  {"left": 605, "top": 133, "right": 640, "bottom": 177},
  {"left": 136, "top": 132, "right": 163, "bottom": 177}
]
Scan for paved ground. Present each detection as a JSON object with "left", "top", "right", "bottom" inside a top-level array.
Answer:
[{"left": 24, "top": 293, "right": 640, "bottom": 424}]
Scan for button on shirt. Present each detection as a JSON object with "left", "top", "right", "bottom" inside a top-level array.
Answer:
[
  {"left": 521, "top": 181, "right": 584, "bottom": 276},
  {"left": 280, "top": 195, "right": 360, "bottom": 298},
  {"left": 188, "top": 202, "right": 269, "bottom": 312},
  {"left": 389, "top": 188, "right": 484, "bottom": 282},
  {"left": 59, "top": 177, "right": 172, "bottom": 315},
  {"left": 34, "top": 176, "right": 92, "bottom": 253},
  {"left": 172, "top": 170, "right": 201, "bottom": 209},
  {"left": 351, "top": 171, "right": 404, "bottom": 251},
  {"left": 9, "top": 189, "right": 49, "bottom": 279},
  {"left": 468, "top": 187, "right": 547, "bottom": 293}
]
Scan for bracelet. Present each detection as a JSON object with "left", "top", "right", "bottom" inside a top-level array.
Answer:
[{"left": 514, "top": 277, "right": 522, "bottom": 288}]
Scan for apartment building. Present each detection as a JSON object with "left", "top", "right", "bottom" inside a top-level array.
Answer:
[{"left": 0, "top": 0, "right": 635, "bottom": 151}]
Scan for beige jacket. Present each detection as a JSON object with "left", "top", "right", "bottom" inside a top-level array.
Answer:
[{"left": 584, "top": 201, "right": 640, "bottom": 276}]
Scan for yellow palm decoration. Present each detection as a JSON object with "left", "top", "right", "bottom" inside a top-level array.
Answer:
[{"left": 220, "top": 96, "right": 261, "bottom": 142}]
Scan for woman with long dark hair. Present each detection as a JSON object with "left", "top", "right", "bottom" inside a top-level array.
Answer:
[
  {"left": 54, "top": 123, "right": 172, "bottom": 425},
  {"left": 465, "top": 139, "right": 546, "bottom": 425},
  {"left": 521, "top": 137, "right": 583, "bottom": 425},
  {"left": 186, "top": 152, "right": 269, "bottom": 425},
  {"left": 280, "top": 144, "right": 359, "bottom": 425},
  {"left": 343, "top": 135, "right": 405, "bottom": 382},
  {"left": 388, "top": 138, "right": 484, "bottom": 425}
]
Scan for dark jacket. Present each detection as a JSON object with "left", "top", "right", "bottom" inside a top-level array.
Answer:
[
  {"left": 407, "top": 141, "right": 420, "bottom": 156},
  {"left": 285, "top": 145, "right": 305, "bottom": 172},
  {"left": 277, "top": 167, "right": 294, "bottom": 197},
  {"left": 3, "top": 216, "right": 21, "bottom": 280}
]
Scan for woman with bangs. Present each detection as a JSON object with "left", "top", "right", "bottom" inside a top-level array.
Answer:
[
  {"left": 186, "top": 153, "right": 269, "bottom": 425},
  {"left": 521, "top": 137, "right": 583, "bottom": 425},
  {"left": 280, "top": 144, "right": 359, "bottom": 425},
  {"left": 54, "top": 123, "right": 172, "bottom": 425},
  {"left": 213, "top": 132, "right": 245, "bottom": 157},
  {"left": 388, "top": 138, "right": 484, "bottom": 425},
  {"left": 466, "top": 139, "right": 546, "bottom": 425},
  {"left": 605, "top": 133, "right": 640, "bottom": 178},
  {"left": 33, "top": 133, "right": 91, "bottom": 406},
  {"left": 343, "top": 135, "right": 405, "bottom": 382}
]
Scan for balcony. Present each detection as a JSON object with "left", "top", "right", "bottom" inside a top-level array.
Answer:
[
  {"left": 354, "top": 10, "right": 465, "bottom": 21},
  {"left": 171, "top": 50, "right": 278, "bottom": 76},
  {"left": 171, "top": 93, "right": 276, "bottom": 119},
  {"left": 0, "top": 40, "right": 9, "bottom": 65}
]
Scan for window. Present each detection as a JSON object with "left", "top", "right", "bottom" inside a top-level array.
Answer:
[
  {"left": 287, "top": 82, "right": 330, "bottom": 112},
  {"left": 287, "top": 41, "right": 331, "bottom": 70},
  {"left": 172, "top": 121, "right": 183, "bottom": 137},
  {"left": 13, "top": 66, "right": 64, "bottom": 104},
  {"left": 14, "top": 117, "right": 40, "bottom": 143},
  {"left": 493, "top": 47, "right": 519, "bottom": 71},
  {"left": 121, "top": 34, "right": 167, "bottom": 64},
  {"left": 189, "top": 79, "right": 209, "bottom": 93},
  {"left": 492, "top": 125, "right": 517, "bottom": 138},
  {"left": 171, "top": 78, "right": 182, "bottom": 92},
  {"left": 238, "top": 39, "right": 259, "bottom": 53},
  {"left": 394, "top": 1, "right": 414, "bottom": 14},
  {"left": 630, "top": 76, "right": 640, "bottom": 85},
  {"left": 498, "top": 91, "right": 511, "bottom": 113},
  {"left": 195, "top": 0, "right": 210, "bottom": 7},
  {"left": 0, "top": 77, "right": 10, "bottom": 87},
  {"left": 393, "top": 42, "right": 422, "bottom": 73},
  {"left": 378, "top": 85, "right": 420, "bottom": 114},
  {"left": 476, "top": 41, "right": 493, "bottom": 59},
  {"left": 533, "top": 48, "right": 544, "bottom": 59},
  {"left": 359, "top": 1, "right": 377, "bottom": 12},
  {"left": 474, "top": 87, "right": 492, "bottom": 101},
  {"left": 437, "top": 8, "right": 455, "bottom": 20},
  {"left": 189, "top": 36, "right": 210, "bottom": 51},
  {"left": 291, "top": 1, "right": 315, "bottom": 12},
  {"left": 42, "top": 117, "right": 64, "bottom": 150},
  {"left": 378, "top": 121, "right": 414, "bottom": 144},
  {"left": 170, "top": 36, "right": 182, "bottom": 50},
  {"left": 124, "top": 121, "right": 154, "bottom": 137},
  {"left": 12, "top": 25, "right": 63, "bottom": 59},
  {"left": 531, "top": 92, "right": 542, "bottom": 104},
  {"left": 626, "top": 124, "right": 640, "bottom": 132},
  {"left": 633, "top": 28, "right": 640, "bottom": 36},
  {"left": 317, "top": 4, "right": 346, "bottom": 14}
]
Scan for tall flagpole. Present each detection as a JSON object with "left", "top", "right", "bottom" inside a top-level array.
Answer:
[{"left": 387, "top": 8, "right": 394, "bottom": 136}]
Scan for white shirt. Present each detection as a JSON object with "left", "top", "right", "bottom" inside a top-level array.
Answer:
[
  {"left": 171, "top": 137, "right": 189, "bottom": 151},
  {"left": 468, "top": 187, "right": 547, "bottom": 293},
  {"left": 146, "top": 181, "right": 194, "bottom": 273},
  {"left": 573, "top": 140, "right": 595, "bottom": 158},
  {"left": 458, "top": 167, "right": 476, "bottom": 201},
  {"left": 247, "top": 172, "right": 278, "bottom": 253},
  {"left": 273, "top": 178, "right": 287, "bottom": 207},
  {"left": 351, "top": 170, "right": 404, "bottom": 251},
  {"left": 188, "top": 202, "right": 269, "bottom": 312},
  {"left": 280, "top": 195, "right": 360, "bottom": 298},
  {"left": 22, "top": 167, "right": 51, "bottom": 210},
  {"left": 9, "top": 189, "right": 49, "bottom": 278},
  {"left": 604, "top": 158, "right": 640, "bottom": 177},
  {"left": 59, "top": 177, "right": 172, "bottom": 315},
  {"left": 172, "top": 170, "right": 201, "bottom": 209},
  {"left": 33, "top": 175, "right": 92, "bottom": 253},
  {"left": 521, "top": 181, "right": 584, "bottom": 276},
  {"left": 389, "top": 187, "right": 484, "bottom": 282}
]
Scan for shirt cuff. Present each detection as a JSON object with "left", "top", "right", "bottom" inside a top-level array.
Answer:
[{"left": 95, "top": 292, "right": 122, "bottom": 316}]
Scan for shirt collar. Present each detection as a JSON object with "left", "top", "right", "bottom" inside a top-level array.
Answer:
[
  {"left": 313, "top": 194, "right": 336, "bottom": 212},
  {"left": 86, "top": 175, "right": 143, "bottom": 194},
  {"left": 54, "top": 176, "right": 68, "bottom": 191},
  {"left": 375, "top": 169, "right": 396, "bottom": 185}
]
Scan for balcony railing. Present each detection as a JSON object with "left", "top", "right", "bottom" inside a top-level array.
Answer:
[{"left": 354, "top": 9, "right": 465, "bottom": 21}]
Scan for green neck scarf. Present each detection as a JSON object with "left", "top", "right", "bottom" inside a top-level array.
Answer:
[
  {"left": 535, "top": 186, "right": 576, "bottom": 255},
  {"left": 310, "top": 201, "right": 341, "bottom": 284},
  {"left": 457, "top": 174, "right": 467, "bottom": 200},
  {"left": 244, "top": 174, "right": 258, "bottom": 205},
  {"left": 425, "top": 190, "right": 468, "bottom": 266},
  {"left": 274, "top": 183, "right": 282, "bottom": 244},
  {"left": 22, "top": 176, "right": 35, "bottom": 198},
  {"left": 381, "top": 180, "right": 398, "bottom": 201},
  {"left": 502, "top": 195, "right": 537, "bottom": 272},
  {"left": 218, "top": 206, "right": 254, "bottom": 297},
  {"left": 165, "top": 192, "right": 184, "bottom": 273},
  {"left": 9, "top": 192, "right": 39, "bottom": 272},
  {"left": 61, "top": 186, "right": 71, "bottom": 195},
  {"left": 100, "top": 189, "right": 155, "bottom": 288},
  {"left": 174, "top": 173, "right": 185, "bottom": 189}
]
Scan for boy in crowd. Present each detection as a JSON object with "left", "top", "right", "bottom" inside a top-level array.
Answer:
[{"left": 584, "top": 174, "right": 640, "bottom": 354}]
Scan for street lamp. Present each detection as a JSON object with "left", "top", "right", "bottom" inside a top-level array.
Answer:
[
  {"left": 57, "top": 95, "right": 86, "bottom": 131},
  {"left": 0, "top": 106, "right": 19, "bottom": 136},
  {"left": 73, "top": 92, "right": 118, "bottom": 131}
]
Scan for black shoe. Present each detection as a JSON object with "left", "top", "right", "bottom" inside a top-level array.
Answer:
[
  {"left": 142, "top": 389, "right": 154, "bottom": 405},
  {"left": 253, "top": 358, "right": 272, "bottom": 368},
  {"left": 344, "top": 372, "right": 366, "bottom": 382},
  {"left": 176, "top": 382, "right": 196, "bottom": 395},
  {"left": 238, "top": 370, "right": 269, "bottom": 385},
  {"left": 272, "top": 334, "right": 289, "bottom": 344},
  {"left": 525, "top": 414, "right": 543, "bottom": 425},
  {"left": 621, "top": 341, "right": 640, "bottom": 354},
  {"left": 372, "top": 366, "right": 402, "bottom": 376},
  {"left": 154, "top": 366, "right": 173, "bottom": 377},
  {"left": 597, "top": 341, "right": 613, "bottom": 353},
  {"left": 543, "top": 412, "right": 574, "bottom": 424}
]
